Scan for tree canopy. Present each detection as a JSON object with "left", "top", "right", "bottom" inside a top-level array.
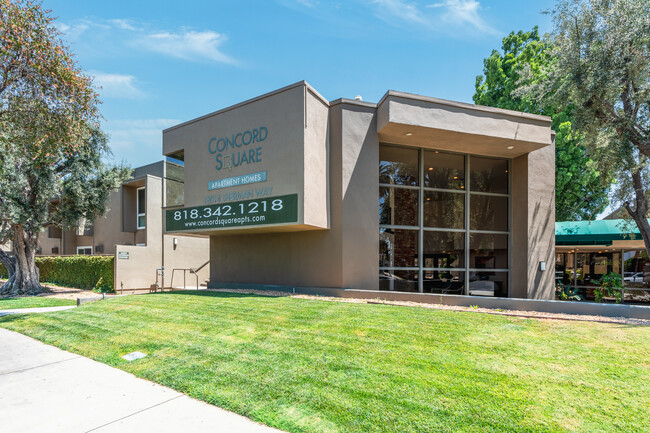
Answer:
[
  {"left": 0, "top": 0, "right": 129, "bottom": 295},
  {"left": 474, "top": 27, "right": 610, "bottom": 221},
  {"left": 522, "top": 0, "right": 650, "bottom": 255}
]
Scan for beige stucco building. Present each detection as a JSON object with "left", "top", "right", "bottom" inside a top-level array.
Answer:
[
  {"left": 162, "top": 81, "right": 555, "bottom": 299},
  {"left": 36, "top": 161, "right": 210, "bottom": 291}
]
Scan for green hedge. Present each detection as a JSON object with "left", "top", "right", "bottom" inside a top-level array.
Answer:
[{"left": 0, "top": 256, "right": 114, "bottom": 290}]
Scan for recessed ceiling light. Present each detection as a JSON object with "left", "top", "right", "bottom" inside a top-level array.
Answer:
[
  {"left": 405, "top": 132, "right": 413, "bottom": 136},
  {"left": 507, "top": 145, "right": 515, "bottom": 150},
  {"left": 428, "top": 167, "right": 433, "bottom": 171}
]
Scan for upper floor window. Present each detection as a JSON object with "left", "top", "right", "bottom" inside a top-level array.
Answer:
[
  {"left": 137, "top": 187, "right": 146, "bottom": 229},
  {"left": 76, "top": 246, "right": 92, "bottom": 255}
]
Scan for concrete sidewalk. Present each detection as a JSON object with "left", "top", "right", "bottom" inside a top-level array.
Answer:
[
  {"left": 0, "top": 328, "right": 287, "bottom": 433},
  {"left": 0, "top": 305, "right": 76, "bottom": 316}
]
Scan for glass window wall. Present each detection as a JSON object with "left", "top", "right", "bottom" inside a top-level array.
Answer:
[
  {"left": 379, "top": 187, "right": 418, "bottom": 226},
  {"left": 379, "top": 228, "right": 419, "bottom": 268},
  {"left": 470, "top": 156, "right": 509, "bottom": 194},
  {"left": 423, "top": 191, "right": 464, "bottom": 229},
  {"left": 556, "top": 250, "right": 627, "bottom": 299},
  {"left": 379, "top": 146, "right": 419, "bottom": 186},
  {"left": 624, "top": 250, "right": 648, "bottom": 288},
  {"left": 379, "top": 145, "right": 510, "bottom": 296}
]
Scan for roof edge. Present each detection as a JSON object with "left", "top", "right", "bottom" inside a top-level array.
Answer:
[
  {"left": 377, "top": 90, "right": 552, "bottom": 124},
  {"left": 329, "top": 97, "right": 377, "bottom": 109},
  {"left": 163, "top": 81, "right": 329, "bottom": 133}
]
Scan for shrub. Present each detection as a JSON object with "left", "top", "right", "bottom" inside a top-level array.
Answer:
[
  {"left": 0, "top": 256, "right": 113, "bottom": 290},
  {"left": 594, "top": 272, "right": 624, "bottom": 304},
  {"left": 93, "top": 276, "right": 114, "bottom": 293},
  {"left": 555, "top": 282, "right": 584, "bottom": 301}
]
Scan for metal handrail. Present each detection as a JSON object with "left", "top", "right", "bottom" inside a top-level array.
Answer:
[
  {"left": 170, "top": 261, "right": 210, "bottom": 290},
  {"left": 190, "top": 260, "right": 210, "bottom": 274},
  {"left": 170, "top": 268, "right": 195, "bottom": 290}
]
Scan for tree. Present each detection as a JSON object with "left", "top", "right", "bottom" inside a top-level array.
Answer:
[
  {"left": 524, "top": 0, "right": 650, "bottom": 256},
  {"left": 474, "top": 27, "right": 610, "bottom": 221},
  {"left": 0, "top": 1, "right": 129, "bottom": 296}
]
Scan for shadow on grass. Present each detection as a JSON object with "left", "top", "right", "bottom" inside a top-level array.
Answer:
[{"left": 0, "top": 314, "right": 28, "bottom": 324}]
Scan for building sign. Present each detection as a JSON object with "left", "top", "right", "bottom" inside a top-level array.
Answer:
[
  {"left": 208, "top": 126, "right": 268, "bottom": 171},
  {"left": 208, "top": 171, "right": 266, "bottom": 191},
  {"left": 166, "top": 194, "right": 298, "bottom": 232},
  {"left": 118, "top": 251, "right": 130, "bottom": 260}
]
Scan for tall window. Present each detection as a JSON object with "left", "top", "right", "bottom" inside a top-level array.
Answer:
[
  {"left": 379, "top": 145, "right": 510, "bottom": 297},
  {"left": 137, "top": 187, "right": 146, "bottom": 230}
]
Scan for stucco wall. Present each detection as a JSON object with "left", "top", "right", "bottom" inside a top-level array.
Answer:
[
  {"left": 511, "top": 154, "right": 528, "bottom": 298},
  {"left": 115, "top": 175, "right": 209, "bottom": 290},
  {"left": 37, "top": 228, "right": 62, "bottom": 255},
  {"left": 164, "top": 235, "right": 210, "bottom": 288},
  {"left": 163, "top": 82, "right": 329, "bottom": 231},
  {"left": 377, "top": 93, "right": 552, "bottom": 158},
  {"left": 175, "top": 82, "right": 555, "bottom": 297},
  {"left": 205, "top": 101, "right": 381, "bottom": 290},
  {"left": 115, "top": 234, "right": 209, "bottom": 291},
  {"left": 93, "top": 189, "right": 138, "bottom": 253},
  {"left": 114, "top": 176, "right": 163, "bottom": 290},
  {"left": 510, "top": 141, "right": 556, "bottom": 299},
  {"left": 337, "top": 102, "right": 380, "bottom": 290},
  {"left": 525, "top": 142, "right": 556, "bottom": 299},
  {"left": 206, "top": 86, "right": 342, "bottom": 287}
]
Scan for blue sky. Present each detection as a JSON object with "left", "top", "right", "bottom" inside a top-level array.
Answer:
[{"left": 43, "top": 0, "right": 556, "bottom": 167}]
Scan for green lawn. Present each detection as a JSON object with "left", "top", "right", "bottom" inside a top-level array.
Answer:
[
  {"left": 0, "top": 296, "right": 76, "bottom": 309},
  {"left": 0, "top": 291, "right": 647, "bottom": 433}
]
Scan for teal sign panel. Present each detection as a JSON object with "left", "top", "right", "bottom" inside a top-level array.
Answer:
[
  {"left": 208, "top": 171, "right": 266, "bottom": 191},
  {"left": 166, "top": 194, "right": 298, "bottom": 232}
]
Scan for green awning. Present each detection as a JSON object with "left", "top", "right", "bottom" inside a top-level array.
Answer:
[{"left": 555, "top": 219, "right": 642, "bottom": 246}]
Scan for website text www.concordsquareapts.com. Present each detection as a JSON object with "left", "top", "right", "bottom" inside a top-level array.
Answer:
[{"left": 183, "top": 215, "right": 266, "bottom": 228}]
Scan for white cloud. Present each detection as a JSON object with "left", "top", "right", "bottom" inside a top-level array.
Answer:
[
  {"left": 427, "top": 0, "right": 495, "bottom": 33},
  {"left": 55, "top": 19, "right": 237, "bottom": 65},
  {"left": 92, "top": 72, "right": 145, "bottom": 99},
  {"left": 54, "top": 21, "right": 90, "bottom": 38},
  {"left": 108, "top": 19, "right": 138, "bottom": 31},
  {"left": 295, "top": 0, "right": 319, "bottom": 6},
  {"left": 104, "top": 119, "right": 181, "bottom": 157},
  {"left": 320, "top": 0, "right": 498, "bottom": 35},
  {"left": 137, "top": 30, "right": 237, "bottom": 64},
  {"left": 373, "top": 0, "right": 428, "bottom": 26}
]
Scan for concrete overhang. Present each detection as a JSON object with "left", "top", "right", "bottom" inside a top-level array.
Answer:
[
  {"left": 376, "top": 91, "right": 552, "bottom": 158},
  {"left": 122, "top": 177, "right": 146, "bottom": 188}
]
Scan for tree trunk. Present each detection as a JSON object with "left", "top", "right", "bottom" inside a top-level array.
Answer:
[
  {"left": 624, "top": 168, "right": 650, "bottom": 264},
  {"left": 0, "top": 248, "right": 16, "bottom": 276},
  {"left": 0, "top": 224, "right": 42, "bottom": 296},
  {"left": 0, "top": 248, "right": 17, "bottom": 294}
]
